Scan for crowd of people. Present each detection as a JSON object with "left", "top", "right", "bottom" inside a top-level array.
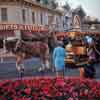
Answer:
[{"left": 52, "top": 35, "right": 98, "bottom": 78}]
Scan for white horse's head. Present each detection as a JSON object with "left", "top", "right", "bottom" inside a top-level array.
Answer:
[{"left": 14, "top": 39, "right": 22, "bottom": 53}]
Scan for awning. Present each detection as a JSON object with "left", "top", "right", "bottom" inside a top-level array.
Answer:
[
  {"left": 6, "top": 37, "right": 19, "bottom": 41},
  {"left": 55, "top": 32, "right": 68, "bottom": 37},
  {"left": 33, "top": 32, "right": 49, "bottom": 38},
  {"left": 21, "top": 31, "right": 38, "bottom": 40},
  {"left": 0, "top": 30, "right": 15, "bottom": 38},
  {"left": 21, "top": 31, "right": 49, "bottom": 41}
]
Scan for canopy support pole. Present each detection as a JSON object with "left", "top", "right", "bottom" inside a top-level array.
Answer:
[{"left": 0, "top": 38, "right": 6, "bottom": 63}]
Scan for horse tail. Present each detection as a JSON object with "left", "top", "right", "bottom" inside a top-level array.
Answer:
[
  {"left": 46, "top": 43, "right": 49, "bottom": 55},
  {"left": 45, "top": 44, "right": 50, "bottom": 69}
]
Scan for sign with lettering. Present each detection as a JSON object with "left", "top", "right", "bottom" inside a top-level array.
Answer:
[{"left": 0, "top": 24, "right": 48, "bottom": 31}]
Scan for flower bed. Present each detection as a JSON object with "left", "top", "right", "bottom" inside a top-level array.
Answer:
[{"left": 0, "top": 77, "right": 100, "bottom": 100}]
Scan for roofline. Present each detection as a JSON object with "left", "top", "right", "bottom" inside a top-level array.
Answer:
[{"left": 24, "top": 0, "right": 63, "bottom": 15}]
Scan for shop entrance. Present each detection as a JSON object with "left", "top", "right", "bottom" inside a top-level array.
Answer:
[{"left": 0, "top": 38, "right": 3, "bottom": 49}]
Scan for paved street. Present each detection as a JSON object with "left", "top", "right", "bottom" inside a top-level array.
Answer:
[{"left": 0, "top": 57, "right": 100, "bottom": 80}]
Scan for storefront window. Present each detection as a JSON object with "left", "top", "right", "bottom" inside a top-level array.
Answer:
[{"left": 0, "top": 39, "right": 3, "bottom": 48}]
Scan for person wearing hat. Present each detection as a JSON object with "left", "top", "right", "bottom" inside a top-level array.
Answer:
[{"left": 53, "top": 41, "right": 66, "bottom": 78}]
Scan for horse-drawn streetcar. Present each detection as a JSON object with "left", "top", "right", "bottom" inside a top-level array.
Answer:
[{"left": 63, "top": 31, "right": 100, "bottom": 78}]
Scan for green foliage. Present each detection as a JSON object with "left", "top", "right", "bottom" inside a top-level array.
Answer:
[
  {"left": 42, "top": 0, "right": 49, "bottom": 5},
  {"left": 62, "top": 2, "right": 70, "bottom": 11},
  {"left": 51, "top": 1, "right": 58, "bottom": 9}
]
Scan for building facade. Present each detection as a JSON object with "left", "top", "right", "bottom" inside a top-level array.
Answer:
[
  {"left": 0, "top": 0, "right": 64, "bottom": 41},
  {"left": 0, "top": 0, "right": 64, "bottom": 28}
]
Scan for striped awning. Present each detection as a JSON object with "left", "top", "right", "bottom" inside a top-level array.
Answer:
[
  {"left": 21, "top": 31, "right": 38, "bottom": 40},
  {"left": 21, "top": 31, "right": 49, "bottom": 40},
  {"left": 33, "top": 32, "right": 48, "bottom": 38}
]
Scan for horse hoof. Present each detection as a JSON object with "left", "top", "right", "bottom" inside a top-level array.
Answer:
[
  {"left": 51, "top": 68, "right": 55, "bottom": 72},
  {"left": 38, "top": 67, "right": 43, "bottom": 72},
  {"left": 46, "top": 68, "right": 51, "bottom": 72},
  {"left": 21, "top": 68, "right": 25, "bottom": 72},
  {"left": 16, "top": 67, "right": 21, "bottom": 72}
]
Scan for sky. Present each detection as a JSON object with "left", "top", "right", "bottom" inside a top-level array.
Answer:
[{"left": 56, "top": 0, "right": 100, "bottom": 20}]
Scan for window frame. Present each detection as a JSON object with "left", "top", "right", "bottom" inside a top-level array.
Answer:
[
  {"left": 32, "top": 12, "right": 35, "bottom": 24},
  {"left": 22, "top": 9, "right": 26, "bottom": 23},
  {"left": 1, "top": 8, "right": 8, "bottom": 22},
  {"left": 40, "top": 13, "right": 43, "bottom": 25}
]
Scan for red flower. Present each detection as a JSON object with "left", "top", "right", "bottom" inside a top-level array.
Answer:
[
  {"left": 24, "top": 88, "right": 31, "bottom": 95},
  {"left": 83, "top": 89, "right": 89, "bottom": 96},
  {"left": 0, "top": 77, "right": 100, "bottom": 99},
  {"left": 68, "top": 97, "right": 74, "bottom": 100},
  {"left": 42, "top": 87, "right": 49, "bottom": 95}
]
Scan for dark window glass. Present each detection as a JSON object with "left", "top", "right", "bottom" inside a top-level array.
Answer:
[
  {"left": 1, "top": 8, "right": 8, "bottom": 21},
  {"left": 40, "top": 13, "right": 43, "bottom": 25},
  {"left": 32, "top": 12, "right": 35, "bottom": 24},
  {"left": 22, "top": 9, "right": 26, "bottom": 23}
]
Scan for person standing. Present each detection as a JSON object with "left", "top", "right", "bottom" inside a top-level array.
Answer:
[
  {"left": 53, "top": 41, "right": 66, "bottom": 78},
  {"left": 85, "top": 45, "right": 96, "bottom": 78}
]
